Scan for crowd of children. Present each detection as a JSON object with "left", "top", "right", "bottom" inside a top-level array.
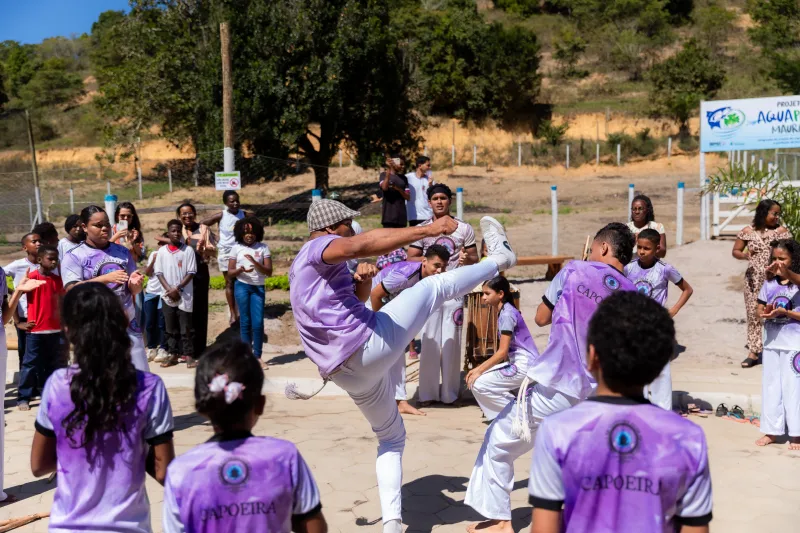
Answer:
[{"left": 1, "top": 186, "right": 799, "bottom": 533}]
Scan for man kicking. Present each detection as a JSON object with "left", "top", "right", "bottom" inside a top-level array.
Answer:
[
  {"left": 289, "top": 199, "right": 516, "bottom": 533},
  {"left": 464, "top": 222, "right": 636, "bottom": 533},
  {"left": 370, "top": 244, "right": 451, "bottom": 416}
]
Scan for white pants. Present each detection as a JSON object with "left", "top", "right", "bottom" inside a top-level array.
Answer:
[
  {"left": 644, "top": 361, "right": 672, "bottom": 411},
  {"left": 472, "top": 363, "right": 526, "bottom": 421},
  {"left": 465, "top": 383, "right": 576, "bottom": 521},
  {"left": 419, "top": 297, "right": 463, "bottom": 403},
  {"left": 129, "top": 333, "right": 149, "bottom": 372},
  {"left": 391, "top": 355, "right": 407, "bottom": 401},
  {"left": 331, "top": 260, "right": 499, "bottom": 524},
  {"left": 761, "top": 348, "right": 800, "bottom": 436},
  {"left": 0, "top": 338, "right": 6, "bottom": 500}
]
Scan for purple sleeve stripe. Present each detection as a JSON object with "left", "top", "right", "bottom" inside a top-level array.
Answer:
[
  {"left": 34, "top": 421, "right": 55, "bottom": 439},
  {"left": 675, "top": 512, "right": 713, "bottom": 526},
  {"left": 528, "top": 496, "right": 563, "bottom": 511}
]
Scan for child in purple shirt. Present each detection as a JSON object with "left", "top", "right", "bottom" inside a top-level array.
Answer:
[
  {"left": 30, "top": 283, "right": 175, "bottom": 533},
  {"left": 163, "top": 340, "right": 326, "bottom": 533},
  {"left": 624, "top": 229, "right": 693, "bottom": 410},
  {"left": 529, "top": 291, "right": 712, "bottom": 533}
]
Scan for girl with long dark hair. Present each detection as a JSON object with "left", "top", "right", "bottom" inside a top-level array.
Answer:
[
  {"left": 627, "top": 193, "right": 667, "bottom": 258},
  {"left": 30, "top": 283, "right": 175, "bottom": 531},
  {"left": 112, "top": 201, "right": 146, "bottom": 262}
]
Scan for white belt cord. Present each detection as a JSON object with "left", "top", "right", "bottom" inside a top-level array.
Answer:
[
  {"left": 285, "top": 379, "right": 329, "bottom": 400},
  {"left": 511, "top": 376, "right": 533, "bottom": 443}
]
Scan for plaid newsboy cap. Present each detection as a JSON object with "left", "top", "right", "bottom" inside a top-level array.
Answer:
[{"left": 307, "top": 199, "right": 361, "bottom": 232}]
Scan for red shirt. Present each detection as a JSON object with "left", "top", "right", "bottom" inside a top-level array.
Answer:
[{"left": 27, "top": 270, "right": 64, "bottom": 333}]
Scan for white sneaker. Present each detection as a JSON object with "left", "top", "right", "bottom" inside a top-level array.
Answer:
[
  {"left": 481, "top": 216, "right": 516, "bottom": 271},
  {"left": 154, "top": 348, "right": 170, "bottom": 363},
  {"left": 146, "top": 348, "right": 157, "bottom": 362}
]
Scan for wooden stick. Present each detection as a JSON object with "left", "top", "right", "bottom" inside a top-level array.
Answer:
[
  {"left": 581, "top": 235, "right": 592, "bottom": 261},
  {"left": 0, "top": 512, "right": 49, "bottom": 532}
]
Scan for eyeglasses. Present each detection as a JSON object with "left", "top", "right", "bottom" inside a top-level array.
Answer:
[{"left": 631, "top": 207, "right": 646, "bottom": 213}]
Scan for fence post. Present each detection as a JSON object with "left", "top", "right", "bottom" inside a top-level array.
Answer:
[
  {"left": 705, "top": 179, "right": 711, "bottom": 240},
  {"left": 616, "top": 144, "right": 621, "bottom": 166},
  {"left": 794, "top": 155, "right": 798, "bottom": 180},
  {"left": 451, "top": 144, "right": 455, "bottom": 168},
  {"left": 456, "top": 187, "right": 464, "bottom": 220},
  {"left": 667, "top": 137, "right": 672, "bottom": 159},
  {"left": 713, "top": 189, "right": 720, "bottom": 238},
  {"left": 137, "top": 165, "right": 143, "bottom": 201},
  {"left": 473, "top": 144, "right": 477, "bottom": 166},
  {"left": 194, "top": 156, "right": 199, "bottom": 187},
  {"left": 168, "top": 169, "right": 173, "bottom": 193},
  {"left": 596, "top": 143, "right": 600, "bottom": 165},
  {"left": 551, "top": 186, "right": 558, "bottom": 256},
  {"left": 311, "top": 189, "right": 322, "bottom": 203},
  {"left": 751, "top": 154, "right": 756, "bottom": 168},
  {"left": 566, "top": 145, "right": 570, "bottom": 169},
  {"left": 743, "top": 151, "right": 748, "bottom": 172},
  {"left": 69, "top": 187, "right": 74, "bottom": 213},
  {"left": 518, "top": 142, "right": 522, "bottom": 167},
  {"left": 775, "top": 149, "right": 779, "bottom": 166},
  {"left": 339, "top": 149, "right": 343, "bottom": 168},
  {"left": 699, "top": 151, "right": 707, "bottom": 240},
  {"left": 28, "top": 199, "right": 33, "bottom": 228},
  {"left": 107, "top": 181, "right": 111, "bottom": 195},
  {"left": 104, "top": 194, "right": 117, "bottom": 219},
  {"left": 758, "top": 158, "right": 763, "bottom": 172},
  {"left": 628, "top": 184, "right": 635, "bottom": 213},
  {"left": 676, "top": 182, "right": 684, "bottom": 246}
]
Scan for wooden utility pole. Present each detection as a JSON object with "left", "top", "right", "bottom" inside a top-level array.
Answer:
[
  {"left": 220, "top": 22, "right": 235, "bottom": 172},
  {"left": 24, "top": 110, "right": 43, "bottom": 225}
]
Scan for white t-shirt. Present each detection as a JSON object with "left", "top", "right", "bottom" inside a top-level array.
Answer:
[
  {"left": 218, "top": 210, "right": 246, "bottom": 253},
  {"left": 57, "top": 237, "right": 82, "bottom": 262},
  {"left": 409, "top": 217, "right": 476, "bottom": 271},
  {"left": 230, "top": 242, "right": 271, "bottom": 286},
  {"left": 154, "top": 244, "right": 197, "bottom": 312},
  {"left": 758, "top": 278, "right": 800, "bottom": 351},
  {"left": 4, "top": 257, "right": 36, "bottom": 317},
  {"left": 405, "top": 171, "right": 433, "bottom": 221},
  {"left": 144, "top": 251, "right": 163, "bottom": 296}
]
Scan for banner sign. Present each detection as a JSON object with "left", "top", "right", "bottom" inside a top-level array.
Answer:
[
  {"left": 215, "top": 171, "right": 241, "bottom": 191},
  {"left": 701, "top": 96, "right": 800, "bottom": 152}
]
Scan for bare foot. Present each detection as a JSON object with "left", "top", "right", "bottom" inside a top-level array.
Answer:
[
  {"left": 789, "top": 438, "right": 800, "bottom": 450},
  {"left": 755, "top": 435, "right": 778, "bottom": 447},
  {"left": 397, "top": 400, "right": 426, "bottom": 416},
  {"left": 466, "top": 520, "right": 513, "bottom": 533},
  {"left": 0, "top": 493, "right": 18, "bottom": 506}
]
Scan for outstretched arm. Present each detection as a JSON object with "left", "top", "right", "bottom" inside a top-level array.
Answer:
[
  {"left": 321, "top": 217, "right": 457, "bottom": 265},
  {"left": 199, "top": 211, "right": 224, "bottom": 227}
]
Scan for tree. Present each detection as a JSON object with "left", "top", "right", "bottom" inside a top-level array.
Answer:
[
  {"left": 693, "top": 3, "right": 736, "bottom": 55},
  {"left": 648, "top": 39, "right": 724, "bottom": 137},
  {"left": 553, "top": 26, "right": 588, "bottom": 78},
  {"left": 2, "top": 42, "right": 39, "bottom": 99},
  {"left": 18, "top": 58, "right": 83, "bottom": 108},
  {"left": 748, "top": 0, "right": 800, "bottom": 94},
  {"left": 96, "top": 0, "right": 421, "bottom": 191},
  {"left": 494, "top": 0, "right": 541, "bottom": 16},
  {"left": 536, "top": 120, "right": 569, "bottom": 146}
]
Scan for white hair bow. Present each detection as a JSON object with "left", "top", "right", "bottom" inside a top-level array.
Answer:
[{"left": 208, "top": 374, "right": 246, "bottom": 404}]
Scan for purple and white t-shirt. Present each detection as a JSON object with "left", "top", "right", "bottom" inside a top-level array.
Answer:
[
  {"left": 61, "top": 242, "right": 141, "bottom": 334},
  {"left": 497, "top": 302, "right": 539, "bottom": 373},
  {"left": 529, "top": 396, "right": 712, "bottom": 532},
  {"left": 758, "top": 278, "right": 800, "bottom": 351},
  {"left": 410, "top": 217, "right": 476, "bottom": 271},
  {"left": 527, "top": 261, "right": 636, "bottom": 400},
  {"left": 163, "top": 434, "right": 322, "bottom": 533},
  {"left": 4, "top": 257, "right": 36, "bottom": 317},
  {"left": 624, "top": 259, "right": 682, "bottom": 307},
  {"left": 35, "top": 367, "right": 174, "bottom": 533},
  {"left": 0, "top": 267, "right": 7, "bottom": 346},
  {"left": 289, "top": 234, "right": 377, "bottom": 377},
  {"left": 372, "top": 261, "right": 423, "bottom": 299}
]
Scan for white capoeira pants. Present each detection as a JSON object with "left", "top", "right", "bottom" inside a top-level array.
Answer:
[
  {"left": 472, "top": 363, "right": 527, "bottom": 421},
  {"left": 391, "top": 355, "right": 408, "bottom": 401},
  {"left": 761, "top": 348, "right": 800, "bottom": 437},
  {"left": 330, "top": 260, "right": 499, "bottom": 524},
  {"left": 419, "top": 297, "right": 463, "bottom": 404},
  {"left": 465, "top": 383, "right": 577, "bottom": 521},
  {"left": 129, "top": 332, "right": 149, "bottom": 372},
  {"left": 644, "top": 361, "right": 672, "bottom": 411}
]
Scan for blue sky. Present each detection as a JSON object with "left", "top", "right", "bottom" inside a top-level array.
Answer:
[{"left": 0, "top": 0, "right": 130, "bottom": 44}]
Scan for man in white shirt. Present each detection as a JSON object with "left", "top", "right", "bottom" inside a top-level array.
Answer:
[{"left": 405, "top": 156, "right": 433, "bottom": 226}]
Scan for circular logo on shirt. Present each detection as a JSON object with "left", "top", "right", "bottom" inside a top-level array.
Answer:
[
  {"left": 219, "top": 459, "right": 250, "bottom": 488},
  {"left": 603, "top": 275, "right": 621, "bottom": 292},
  {"left": 609, "top": 422, "right": 639, "bottom": 455},
  {"left": 635, "top": 279, "right": 654, "bottom": 297},
  {"left": 792, "top": 352, "right": 800, "bottom": 376},
  {"left": 434, "top": 236, "right": 457, "bottom": 256},
  {"left": 452, "top": 307, "right": 464, "bottom": 326},
  {"left": 499, "top": 364, "right": 518, "bottom": 378},
  {"left": 772, "top": 296, "right": 792, "bottom": 311}
]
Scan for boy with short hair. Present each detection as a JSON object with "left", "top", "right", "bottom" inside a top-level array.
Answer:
[
  {"left": 155, "top": 220, "right": 197, "bottom": 367},
  {"left": 5, "top": 232, "right": 42, "bottom": 369},
  {"left": 33, "top": 222, "right": 59, "bottom": 247},
  {"left": 624, "top": 228, "right": 693, "bottom": 410},
  {"left": 528, "top": 291, "right": 712, "bottom": 533},
  {"left": 58, "top": 214, "right": 84, "bottom": 261},
  {"left": 144, "top": 235, "right": 169, "bottom": 363},
  {"left": 19, "top": 245, "right": 65, "bottom": 410}
]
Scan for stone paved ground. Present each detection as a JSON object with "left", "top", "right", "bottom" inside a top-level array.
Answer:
[{"left": 1, "top": 240, "right": 800, "bottom": 531}]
